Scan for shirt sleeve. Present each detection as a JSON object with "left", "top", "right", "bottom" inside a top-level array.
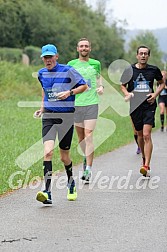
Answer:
[
  {"left": 155, "top": 67, "right": 163, "bottom": 81},
  {"left": 68, "top": 67, "right": 86, "bottom": 88}
]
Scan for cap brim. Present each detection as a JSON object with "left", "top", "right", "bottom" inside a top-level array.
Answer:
[{"left": 40, "top": 52, "right": 56, "bottom": 58}]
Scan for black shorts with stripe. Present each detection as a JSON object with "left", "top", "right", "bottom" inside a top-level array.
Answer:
[{"left": 42, "top": 109, "right": 74, "bottom": 150}]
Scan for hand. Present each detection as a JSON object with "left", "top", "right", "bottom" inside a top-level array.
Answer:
[
  {"left": 96, "top": 86, "right": 104, "bottom": 95},
  {"left": 146, "top": 93, "right": 156, "bottom": 104},
  {"left": 57, "top": 91, "right": 70, "bottom": 100},
  {"left": 124, "top": 92, "right": 134, "bottom": 102},
  {"left": 33, "top": 109, "right": 43, "bottom": 118}
]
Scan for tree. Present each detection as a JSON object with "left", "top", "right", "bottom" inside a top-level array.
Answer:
[
  {"left": 0, "top": 0, "right": 27, "bottom": 48},
  {"left": 124, "top": 31, "right": 163, "bottom": 68},
  {"left": 0, "top": 0, "right": 125, "bottom": 67}
]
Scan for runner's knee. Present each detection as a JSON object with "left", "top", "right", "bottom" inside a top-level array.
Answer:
[{"left": 143, "top": 133, "right": 151, "bottom": 142}]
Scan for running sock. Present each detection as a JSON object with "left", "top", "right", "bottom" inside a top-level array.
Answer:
[
  {"left": 142, "top": 157, "right": 145, "bottom": 166},
  {"left": 134, "top": 134, "right": 139, "bottom": 146},
  {"left": 43, "top": 161, "right": 52, "bottom": 192},
  {"left": 65, "top": 162, "right": 73, "bottom": 184},
  {"left": 160, "top": 114, "right": 164, "bottom": 127},
  {"left": 86, "top": 165, "right": 91, "bottom": 171}
]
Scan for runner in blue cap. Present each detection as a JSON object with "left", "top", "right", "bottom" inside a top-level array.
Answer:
[{"left": 35, "top": 44, "right": 87, "bottom": 204}]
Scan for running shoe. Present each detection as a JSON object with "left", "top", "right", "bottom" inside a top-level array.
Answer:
[
  {"left": 36, "top": 190, "right": 52, "bottom": 204},
  {"left": 80, "top": 169, "right": 92, "bottom": 182},
  {"left": 67, "top": 180, "right": 77, "bottom": 201},
  {"left": 140, "top": 165, "right": 151, "bottom": 177},
  {"left": 136, "top": 147, "right": 141, "bottom": 154},
  {"left": 161, "top": 126, "right": 164, "bottom": 132}
]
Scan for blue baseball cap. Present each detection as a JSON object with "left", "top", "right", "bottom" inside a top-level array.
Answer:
[{"left": 41, "top": 44, "right": 58, "bottom": 57}]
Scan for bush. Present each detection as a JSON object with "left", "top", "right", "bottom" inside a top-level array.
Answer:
[
  {"left": 24, "top": 46, "right": 42, "bottom": 65},
  {"left": 0, "top": 61, "right": 41, "bottom": 100},
  {"left": 0, "top": 47, "right": 22, "bottom": 63}
]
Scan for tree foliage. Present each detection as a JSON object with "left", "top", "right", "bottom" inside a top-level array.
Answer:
[
  {"left": 0, "top": 0, "right": 125, "bottom": 67},
  {"left": 124, "top": 31, "right": 163, "bottom": 68},
  {"left": 0, "top": 0, "right": 27, "bottom": 48}
]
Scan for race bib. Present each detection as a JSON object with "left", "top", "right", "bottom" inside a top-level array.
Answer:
[
  {"left": 134, "top": 81, "right": 150, "bottom": 92},
  {"left": 45, "top": 88, "right": 59, "bottom": 101},
  {"left": 160, "top": 89, "right": 167, "bottom": 96}
]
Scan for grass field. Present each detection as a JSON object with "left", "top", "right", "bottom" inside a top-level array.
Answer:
[{"left": 0, "top": 62, "right": 161, "bottom": 195}]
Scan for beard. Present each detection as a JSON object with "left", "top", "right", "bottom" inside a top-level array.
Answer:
[{"left": 80, "top": 51, "right": 89, "bottom": 57}]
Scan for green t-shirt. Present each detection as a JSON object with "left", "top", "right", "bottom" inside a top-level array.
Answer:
[{"left": 67, "top": 58, "right": 101, "bottom": 106}]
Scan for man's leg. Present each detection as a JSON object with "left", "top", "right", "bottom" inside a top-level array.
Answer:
[
  {"left": 75, "top": 123, "right": 85, "bottom": 154},
  {"left": 131, "top": 118, "right": 141, "bottom": 154},
  {"left": 139, "top": 124, "right": 152, "bottom": 176},
  {"left": 60, "top": 148, "right": 77, "bottom": 201},
  {"left": 159, "top": 102, "right": 165, "bottom": 131},
  {"left": 59, "top": 149, "right": 73, "bottom": 183},
  {"left": 58, "top": 118, "right": 77, "bottom": 200},
  {"left": 36, "top": 140, "right": 54, "bottom": 204},
  {"left": 43, "top": 140, "right": 54, "bottom": 191},
  {"left": 137, "top": 130, "right": 145, "bottom": 163},
  {"left": 75, "top": 124, "right": 87, "bottom": 172},
  {"left": 84, "top": 119, "right": 97, "bottom": 167},
  {"left": 142, "top": 124, "right": 153, "bottom": 167},
  {"left": 78, "top": 119, "right": 96, "bottom": 181}
]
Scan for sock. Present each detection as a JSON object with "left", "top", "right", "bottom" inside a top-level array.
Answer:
[
  {"left": 83, "top": 156, "right": 86, "bottom": 165},
  {"left": 134, "top": 134, "right": 139, "bottom": 146},
  {"left": 160, "top": 114, "right": 164, "bottom": 127},
  {"left": 83, "top": 156, "right": 86, "bottom": 171},
  {"left": 43, "top": 161, "right": 52, "bottom": 192},
  {"left": 65, "top": 162, "right": 73, "bottom": 184},
  {"left": 142, "top": 157, "right": 145, "bottom": 166},
  {"left": 86, "top": 165, "right": 91, "bottom": 171}
]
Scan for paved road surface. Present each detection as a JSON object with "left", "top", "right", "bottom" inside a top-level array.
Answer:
[{"left": 0, "top": 130, "right": 167, "bottom": 252}]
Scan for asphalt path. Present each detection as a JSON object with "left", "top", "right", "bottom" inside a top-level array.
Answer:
[{"left": 0, "top": 130, "right": 167, "bottom": 252}]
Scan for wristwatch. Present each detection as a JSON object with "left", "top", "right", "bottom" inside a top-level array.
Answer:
[{"left": 70, "top": 90, "right": 74, "bottom": 96}]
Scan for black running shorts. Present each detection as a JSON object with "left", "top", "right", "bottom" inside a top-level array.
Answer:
[
  {"left": 130, "top": 104, "right": 156, "bottom": 131},
  {"left": 158, "top": 95, "right": 167, "bottom": 107},
  {"left": 42, "top": 110, "right": 74, "bottom": 150}
]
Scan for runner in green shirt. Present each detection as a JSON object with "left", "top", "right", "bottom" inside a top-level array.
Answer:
[{"left": 68, "top": 38, "right": 104, "bottom": 182}]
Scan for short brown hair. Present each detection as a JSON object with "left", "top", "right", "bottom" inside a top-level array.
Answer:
[{"left": 77, "top": 38, "right": 91, "bottom": 46}]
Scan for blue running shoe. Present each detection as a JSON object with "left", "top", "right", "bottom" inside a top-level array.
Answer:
[
  {"left": 136, "top": 147, "right": 141, "bottom": 154},
  {"left": 36, "top": 190, "right": 52, "bottom": 204}
]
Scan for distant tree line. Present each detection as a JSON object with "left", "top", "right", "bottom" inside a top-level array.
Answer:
[
  {"left": 124, "top": 31, "right": 163, "bottom": 68},
  {"left": 0, "top": 0, "right": 125, "bottom": 67},
  {"left": 0, "top": 0, "right": 164, "bottom": 68}
]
